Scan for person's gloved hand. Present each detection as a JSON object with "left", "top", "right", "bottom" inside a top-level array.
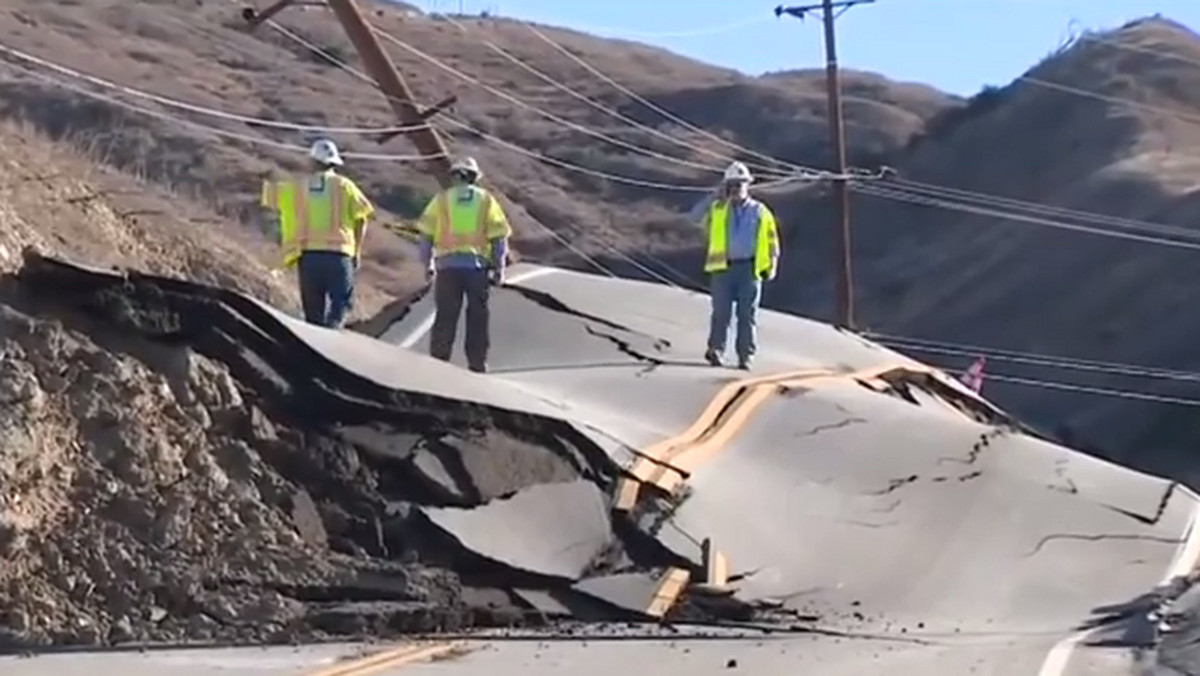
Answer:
[{"left": 489, "top": 268, "right": 505, "bottom": 286}]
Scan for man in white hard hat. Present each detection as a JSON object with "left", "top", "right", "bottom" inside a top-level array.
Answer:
[
  {"left": 416, "top": 156, "right": 512, "bottom": 373},
  {"left": 261, "top": 139, "right": 375, "bottom": 328},
  {"left": 686, "top": 160, "right": 780, "bottom": 370}
]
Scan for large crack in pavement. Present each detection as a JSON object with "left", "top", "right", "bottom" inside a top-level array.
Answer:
[
  {"left": 506, "top": 285, "right": 671, "bottom": 350},
  {"left": 3, "top": 253, "right": 757, "bottom": 649},
  {"left": 1024, "top": 532, "right": 1183, "bottom": 557},
  {"left": 1104, "top": 482, "right": 1180, "bottom": 527}
]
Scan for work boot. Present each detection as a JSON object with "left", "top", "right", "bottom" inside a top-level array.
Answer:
[
  {"left": 704, "top": 349, "right": 722, "bottom": 367},
  {"left": 736, "top": 358, "right": 752, "bottom": 371},
  {"left": 468, "top": 363, "right": 487, "bottom": 374}
]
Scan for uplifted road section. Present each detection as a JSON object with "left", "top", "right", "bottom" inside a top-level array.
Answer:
[{"left": 3, "top": 252, "right": 1196, "bottom": 676}]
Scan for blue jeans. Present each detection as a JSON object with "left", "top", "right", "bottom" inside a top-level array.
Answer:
[
  {"left": 707, "top": 261, "right": 761, "bottom": 362},
  {"left": 297, "top": 251, "right": 354, "bottom": 328}
]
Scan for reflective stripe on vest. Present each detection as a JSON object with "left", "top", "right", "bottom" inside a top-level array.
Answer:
[
  {"left": 266, "top": 173, "right": 355, "bottom": 267},
  {"left": 432, "top": 188, "right": 492, "bottom": 255},
  {"left": 704, "top": 200, "right": 775, "bottom": 278}
]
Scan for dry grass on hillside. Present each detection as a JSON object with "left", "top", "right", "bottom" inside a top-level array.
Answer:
[
  {"left": 0, "top": 114, "right": 413, "bottom": 319},
  {"left": 0, "top": 0, "right": 951, "bottom": 265}
]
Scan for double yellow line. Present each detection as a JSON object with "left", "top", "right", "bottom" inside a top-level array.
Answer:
[
  {"left": 300, "top": 641, "right": 467, "bottom": 676},
  {"left": 614, "top": 363, "right": 941, "bottom": 510}
]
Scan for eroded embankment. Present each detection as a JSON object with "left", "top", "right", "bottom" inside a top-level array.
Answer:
[{"left": 0, "top": 252, "right": 735, "bottom": 651}]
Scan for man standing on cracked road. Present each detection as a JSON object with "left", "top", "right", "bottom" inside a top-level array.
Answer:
[
  {"left": 687, "top": 161, "right": 781, "bottom": 370},
  {"left": 417, "top": 156, "right": 512, "bottom": 374},
  {"left": 261, "top": 139, "right": 375, "bottom": 329}
]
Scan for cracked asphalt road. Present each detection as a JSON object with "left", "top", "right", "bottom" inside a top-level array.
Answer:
[
  {"left": 371, "top": 265, "right": 1200, "bottom": 674},
  {"left": 10, "top": 260, "right": 1199, "bottom": 675}
]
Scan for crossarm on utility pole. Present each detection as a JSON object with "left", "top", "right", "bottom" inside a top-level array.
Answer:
[
  {"left": 240, "top": 0, "right": 454, "bottom": 186},
  {"left": 324, "top": 0, "right": 453, "bottom": 186},
  {"left": 776, "top": 0, "right": 873, "bottom": 329}
]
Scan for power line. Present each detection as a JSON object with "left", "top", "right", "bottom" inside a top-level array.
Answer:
[
  {"left": 1077, "top": 30, "right": 1200, "bottom": 73},
  {"left": 262, "top": 19, "right": 737, "bottom": 193},
  {"left": 885, "top": 177, "right": 1200, "bottom": 243},
  {"left": 255, "top": 16, "right": 682, "bottom": 280},
  {"left": 873, "top": 332, "right": 1200, "bottom": 383},
  {"left": 370, "top": 23, "right": 734, "bottom": 176},
  {"left": 1019, "top": 75, "right": 1200, "bottom": 128},
  {"left": 521, "top": 21, "right": 802, "bottom": 175},
  {"left": 0, "top": 60, "right": 441, "bottom": 162},
  {"left": 20, "top": 5, "right": 1200, "bottom": 409},
  {"left": 853, "top": 183, "right": 1200, "bottom": 252},
  {"left": 0, "top": 41, "right": 432, "bottom": 136},
  {"left": 937, "top": 367, "right": 1200, "bottom": 408},
  {"left": 436, "top": 13, "right": 794, "bottom": 178},
  {"left": 494, "top": 12, "right": 771, "bottom": 39}
]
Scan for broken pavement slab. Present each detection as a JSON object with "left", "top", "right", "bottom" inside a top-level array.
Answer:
[
  {"left": 405, "top": 431, "right": 582, "bottom": 506},
  {"left": 419, "top": 479, "right": 613, "bottom": 581},
  {"left": 571, "top": 567, "right": 690, "bottom": 620}
]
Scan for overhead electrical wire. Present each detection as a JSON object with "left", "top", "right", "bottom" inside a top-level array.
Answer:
[
  {"left": 1076, "top": 30, "right": 1200, "bottom": 69},
  {"left": 369, "top": 23, "right": 739, "bottom": 176},
  {"left": 436, "top": 12, "right": 793, "bottom": 178},
  {"left": 883, "top": 177, "right": 1200, "bottom": 243},
  {"left": 507, "top": 12, "right": 1200, "bottom": 243},
  {"left": 9, "top": 3, "right": 1196, "bottom": 409},
  {"left": 0, "top": 60, "right": 442, "bottom": 162},
  {"left": 262, "top": 19, "right": 766, "bottom": 194},
  {"left": 872, "top": 332, "right": 1200, "bottom": 383},
  {"left": 205, "top": 7, "right": 1200, "bottom": 407},
  {"left": 521, "top": 21, "right": 804, "bottom": 175},
  {"left": 852, "top": 183, "right": 1200, "bottom": 251},
  {"left": 1018, "top": 75, "right": 1200, "bottom": 127},
  {"left": 494, "top": 12, "right": 771, "bottom": 39},
  {"left": 255, "top": 14, "right": 691, "bottom": 284},
  {"left": 938, "top": 368, "right": 1200, "bottom": 408},
  {"left": 0, "top": 40, "right": 432, "bottom": 136}
]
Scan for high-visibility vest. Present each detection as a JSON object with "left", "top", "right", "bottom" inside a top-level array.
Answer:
[
  {"left": 419, "top": 186, "right": 511, "bottom": 258},
  {"left": 260, "top": 170, "right": 374, "bottom": 268},
  {"left": 703, "top": 199, "right": 779, "bottom": 279}
]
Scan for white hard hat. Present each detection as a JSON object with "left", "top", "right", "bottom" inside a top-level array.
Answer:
[
  {"left": 723, "top": 161, "right": 752, "bottom": 183},
  {"left": 450, "top": 156, "right": 481, "bottom": 176},
  {"left": 310, "top": 139, "right": 343, "bottom": 166}
]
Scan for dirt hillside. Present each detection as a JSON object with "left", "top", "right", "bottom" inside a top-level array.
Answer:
[{"left": 0, "top": 0, "right": 952, "bottom": 281}]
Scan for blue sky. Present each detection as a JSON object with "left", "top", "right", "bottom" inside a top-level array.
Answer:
[{"left": 408, "top": 0, "right": 1200, "bottom": 96}]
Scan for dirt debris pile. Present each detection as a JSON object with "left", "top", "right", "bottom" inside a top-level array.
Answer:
[
  {"left": 0, "top": 252, "right": 753, "bottom": 650},
  {"left": 0, "top": 278, "right": 475, "bottom": 648}
]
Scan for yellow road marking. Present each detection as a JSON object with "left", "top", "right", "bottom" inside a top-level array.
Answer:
[
  {"left": 615, "top": 363, "right": 943, "bottom": 509},
  {"left": 615, "top": 368, "right": 832, "bottom": 510},
  {"left": 302, "top": 641, "right": 466, "bottom": 676},
  {"left": 645, "top": 567, "right": 691, "bottom": 618}
]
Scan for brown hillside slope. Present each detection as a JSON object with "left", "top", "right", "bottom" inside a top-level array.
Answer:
[
  {"left": 787, "top": 17, "right": 1200, "bottom": 483},
  {"left": 0, "top": 0, "right": 952, "bottom": 276},
  {"left": 0, "top": 117, "right": 466, "bottom": 647}
]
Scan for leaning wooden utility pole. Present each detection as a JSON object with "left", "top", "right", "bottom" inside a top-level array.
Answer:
[
  {"left": 243, "top": 0, "right": 454, "bottom": 187},
  {"left": 775, "top": 0, "right": 872, "bottom": 329}
]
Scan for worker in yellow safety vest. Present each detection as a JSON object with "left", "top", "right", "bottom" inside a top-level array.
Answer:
[
  {"left": 417, "top": 156, "right": 512, "bottom": 373},
  {"left": 687, "top": 161, "right": 781, "bottom": 370},
  {"left": 260, "top": 139, "right": 375, "bottom": 329}
]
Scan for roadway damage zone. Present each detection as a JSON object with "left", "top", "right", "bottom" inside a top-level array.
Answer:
[{"left": 0, "top": 251, "right": 777, "bottom": 649}]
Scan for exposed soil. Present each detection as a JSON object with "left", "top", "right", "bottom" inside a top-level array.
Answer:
[{"left": 0, "top": 250, "right": 735, "bottom": 651}]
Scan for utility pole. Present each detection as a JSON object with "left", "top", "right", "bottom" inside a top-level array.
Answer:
[
  {"left": 775, "top": 0, "right": 872, "bottom": 329},
  {"left": 243, "top": 0, "right": 454, "bottom": 186}
]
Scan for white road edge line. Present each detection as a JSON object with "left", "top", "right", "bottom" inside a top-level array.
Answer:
[
  {"left": 1036, "top": 484, "right": 1200, "bottom": 676},
  {"left": 398, "top": 267, "right": 560, "bottom": 348}
]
